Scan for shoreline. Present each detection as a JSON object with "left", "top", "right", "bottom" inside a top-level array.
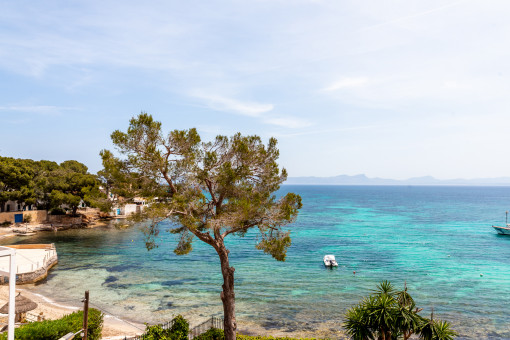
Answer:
[
  {"left": 0, "top": 219, "right": 113, "bottom": 241},
  {"left": 0, "top": 286, "right": 145, "bottom": 339},
  {"left": 0, "top": 284, "right": 347, "bottom": 339}
]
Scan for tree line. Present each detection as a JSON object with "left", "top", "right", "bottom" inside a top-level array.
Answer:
[{"left": 0, "top": 156, "right": 106, "bottom": 215}]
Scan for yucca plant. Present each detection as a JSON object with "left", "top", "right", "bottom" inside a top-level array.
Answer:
[
  {"left": 344, "top": 282, "right": 456, "bottom": 340},
  {"left": 344, "top": 302, "right": 374, "bottom": 340},
  {"left": 419, "top": 310, "right": 457, "bottom": 340}
]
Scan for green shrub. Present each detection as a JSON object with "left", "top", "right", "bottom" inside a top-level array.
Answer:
[
  {"left": 236, "top": 336, "right": 321, "bottom": 340},
  {"left": 0, "top": 221, "right": 11, "bottom": 228},
  {"left": 142, "top": 315, "right": 190, "bottom": 340},
  {"left": 143, "top": 324, "right": 172, "bottom": 340},
  {"left": 194, "top": 328, "right": 224, "bottom": 340},
  {"left": 50, "top": 207, "right": 67, "bottom": 215},
  {"left": 169, "top": 314, "right": 189, "bottom": 340},
  {"left": 23, "top": 214, "right": 32, "bottom": 223},
  {"left": 0, "top": 308, "right": 103, "bottom": 340},
  {"left": 190, "top": 329, "right": 321, "bottom": 340},
  {"left": 344, "top": 281, "right": 456, "bottom": 340}
]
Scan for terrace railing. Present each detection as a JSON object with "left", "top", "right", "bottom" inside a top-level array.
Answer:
[
  {"left": 126, "top": 316, "right": 224, "bottom": 340},
  {"left": 188, "top": 316, "right": 224, "bottom": 339}
]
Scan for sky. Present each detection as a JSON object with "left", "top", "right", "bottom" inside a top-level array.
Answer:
[{"left": 1, "top": 0, "right": 510, "bottom": 180}]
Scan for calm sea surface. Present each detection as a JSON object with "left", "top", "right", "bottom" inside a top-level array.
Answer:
[{"left": 4, "top": 186, "right": 510, "bottom": 339}]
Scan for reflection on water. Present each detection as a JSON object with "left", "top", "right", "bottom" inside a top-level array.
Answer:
[{"left": 3, "top": 185, "right": 510, "bottom": 339}]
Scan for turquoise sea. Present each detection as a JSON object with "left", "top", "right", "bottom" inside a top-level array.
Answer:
[{"left": 4, "top": 185, "right": 510, "bottom": 339}]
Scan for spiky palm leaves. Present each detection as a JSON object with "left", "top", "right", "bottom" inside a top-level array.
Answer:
[
  {"left": 420, "top": 316, "right": 457, "bottom": 340},
  {"left": 344, "top": 281, "right": 457, "bottom": 340}
]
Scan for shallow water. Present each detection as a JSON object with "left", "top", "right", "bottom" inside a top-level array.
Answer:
[{"left": 5, "top": 186, "right": 510, "bottom": 339}]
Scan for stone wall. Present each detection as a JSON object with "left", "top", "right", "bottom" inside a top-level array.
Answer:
[
  {"left": 0, "top": 210, "right": 48, "bottom": 224},
  {"left": 12, "top": 255, "right": 58, "bottom": 284}
]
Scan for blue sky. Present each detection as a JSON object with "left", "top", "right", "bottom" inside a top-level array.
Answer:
[{"left": 1, "top": 0, "right": 510, "bottom": 179}]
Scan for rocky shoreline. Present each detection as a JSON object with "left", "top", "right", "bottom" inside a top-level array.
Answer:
[{"left": 0, "top": 208, "right": 114, "bottom": 240}]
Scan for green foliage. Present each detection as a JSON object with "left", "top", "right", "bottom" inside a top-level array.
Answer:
[
  {"left": 344, "top": 281, "right": 457, "bottom": 340},
  {"left": 101, "top": 113, "right": 302, "bottom": 261},
  {"left": 169, "top": 314, "right": 190, "bottom": 340},
  {"left": 0, "top": 308, "right": 103, "bottom": 340},
  {"left": 236, "top": 336, "right": 321, "bottom": 340},
  {"left": 420, "top": 319, "right": 457, "bottom": 340},
  {"left": 23, "top": 214, "right": 32, "bottom": 223},
  {"left": 49, "top": 207, "right": 67, "bottom": 215},
  {"left": 0, "top": 157, "right": 38, "bottom": 207},
  {"left": 193, "top": 329, "right": 322, "bottom": 340},
  {"left": 143, "top": 324, "right": 172, "bottom": 340},
  {"left": 141, "top": 315, "right": 190, "bottom": 340},
  {"left": 44, "top": 162, "right": 101, "bottom": 215},
  {"left": 255, "top": 231, "right": 291, "bottom": 261},
  {"left": 102, "top": 113, "right": 302, "bottom": 339},
  {"left": 0, "top": 156, "right": 105, "bottom": 214},
  {"left": 194, "top": 328, "right": 225, "bottom": 340}
]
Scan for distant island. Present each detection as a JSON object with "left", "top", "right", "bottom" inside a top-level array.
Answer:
[{"left": 285, "top": 174, "right": 510, "bottom": 186}]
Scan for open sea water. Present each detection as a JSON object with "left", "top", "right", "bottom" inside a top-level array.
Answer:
[{"left": 4, "top": 185, "right": 510, "bottom": 339}]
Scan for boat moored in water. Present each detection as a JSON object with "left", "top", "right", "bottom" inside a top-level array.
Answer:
[
  {"left": 323, "top": 255, "right": 338, "bottom": 267},
  {"left": 493, "top": 211, "right": 510, "bottom": 235},
  {"left": 493, "top": 225, "right": 510, "bottom": 235}
]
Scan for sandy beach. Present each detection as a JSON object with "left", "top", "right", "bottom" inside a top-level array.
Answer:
[{"left": 0, "top": 286, "right": 144, "bottom": 339}]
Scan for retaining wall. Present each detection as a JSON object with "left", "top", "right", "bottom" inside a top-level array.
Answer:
[
  {"left": 0, "top": 210, "right": 48, "bottom": 224},
  {"left": 0, "top": 244, "right": 58, "bottom": 285}
]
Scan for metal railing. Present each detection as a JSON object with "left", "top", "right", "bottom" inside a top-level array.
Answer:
[
  {"left": 127, "top": 319, "right": 175, "bottom": 340},
  {"left": 126, "top": 316, "right": 223, "bottom": 340},
  {"left": 189, "top": 316, "right": 223, "bottom": 339}
]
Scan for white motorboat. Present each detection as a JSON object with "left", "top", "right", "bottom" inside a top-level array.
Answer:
[{"left": 323, "top": 255, "right": 338, "bottom": 267}]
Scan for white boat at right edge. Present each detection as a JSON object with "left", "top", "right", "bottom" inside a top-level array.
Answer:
[
  {"left": 493, "top": 211, "right": 510, "bottom": 235},
  {"left": 493, "top": 225, "right": 510, "bottom": 235}
]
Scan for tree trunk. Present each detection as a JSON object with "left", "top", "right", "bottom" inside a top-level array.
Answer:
[{"left": 217, "top": 244, "right": 236, "bottom": 340}]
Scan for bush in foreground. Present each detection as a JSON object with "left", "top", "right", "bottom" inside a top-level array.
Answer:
[
  {"left": 344, "top": 281, "right": 456, "bottom": 340},
  {"left": 143, "top": 314, "right": 190, "bottom": 340},
  {"left": 0, "top": 308, "right": 103, "bottom": 340},
  {"left": 194, "top": 328, "right": 322, "bottom": 340},
  {"left": 237, "top": 336, "right": 321, "bottom": 340}
]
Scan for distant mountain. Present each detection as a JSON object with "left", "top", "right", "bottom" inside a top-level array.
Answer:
[{"left": 284, "top": 174, "right": 510, "bottom": 186}]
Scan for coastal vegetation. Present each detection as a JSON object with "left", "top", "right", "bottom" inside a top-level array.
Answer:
[
  {"left": 100, "top": 113, "right": 302, "bottom": 340},
  {"left": 143, "top": 314, "right": 189, "bottom": 340},
  {"left": 0, "top": 157, "right": 106, "bottom": 215},
  {"left": 344, "top": 281, "right": 456, "bottom": 340},
  {"left": 195, "top": 328, "right": 323, "bottom": 340},
  {"left": 0, "top": 308, "right": 103, "bottom": 340}
]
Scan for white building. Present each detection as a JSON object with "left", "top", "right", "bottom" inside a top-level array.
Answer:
[{"left": 112, "top": 197, "right": 149, "bottom": 217}]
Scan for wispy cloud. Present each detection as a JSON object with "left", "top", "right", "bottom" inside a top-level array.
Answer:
[
  {"left": 191, "top": 92, "right": 310, "bottom": 129},
  {"left": 0, "top": 105, "right": 78, "bottom": 116},
  {"left": 322, "top": 77, "right": 369, "bottom": 92},
  {"left": 192, "top": 93, "right": 273, "bottom": 117},
  {"left": 361, "top": 0, "right": 466, "bottom": 32},
  {"left": 274, "top": 123, "right": 390, "bottom": 138},
  {"left": 263, "top": 116, "right": 312, "bottom": 129}
]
